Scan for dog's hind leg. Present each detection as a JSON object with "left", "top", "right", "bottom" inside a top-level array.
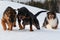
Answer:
[
  {"left": 30, "top": 19, "right": 33, "bottom": 31},
  {"left": 30, "top": 26, "right": 33, "bottom": 31},
  {"left": 1, "top": 19, "right": 7, "bottom": 31}
]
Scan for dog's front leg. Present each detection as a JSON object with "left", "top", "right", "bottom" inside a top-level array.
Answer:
[
  {"left": 1, "top": 19, "right": 7, "bottom": 31},
  {"left": 42, "top": 17, "right": 48, "bottom": 28},
  {"left": 18, "top": 22, "right": 23, "bottom": 30},
  {"left": 13, "top": 21, "right": 16, "bottom": 27},
  {"left": 22, "top": 22, "right": 25, "bottom": 29},
  {"left": 19, "top": 24, "right": 23, "bottom": 30},
  {"left": 18, "top": 18, "right": 23, "bottom": 30},
  {"left": 8, "top": 23, "right": 13, "bottom": 31}
]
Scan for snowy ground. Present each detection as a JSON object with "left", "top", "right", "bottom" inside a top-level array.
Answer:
[
  {"left": 0, "top": 1, "right": 60, "bottom": 40},
  {"left": 0, "top": 0, "right": 45, "bottom": 3}
]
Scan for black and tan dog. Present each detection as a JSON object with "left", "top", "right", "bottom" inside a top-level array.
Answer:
[
  {"left": 1, "top": 6, "right": 17, "bottom": 31},
  {"left": 17, "top": 7, "right": 46, "bottom": 31},
  {"left": 42, "top": 12, "right": 59, "bottom": 29}
]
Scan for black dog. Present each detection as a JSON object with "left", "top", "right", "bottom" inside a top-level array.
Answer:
[{"left": 17, "top": 7, "right": 46, "bottom": 31}]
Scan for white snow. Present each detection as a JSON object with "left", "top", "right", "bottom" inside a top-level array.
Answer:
[
  {"left": 0, "top": 1, "right": 60, "bottom": 40},
  {"left": 0, "top": 0, "right": 46, "bottom": 3}
]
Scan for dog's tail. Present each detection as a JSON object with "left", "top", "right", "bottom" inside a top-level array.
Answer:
[{"left": 34, "top": 11, "right": 47, "bottom": 17}]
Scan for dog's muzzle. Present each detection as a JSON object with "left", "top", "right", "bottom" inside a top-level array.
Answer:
[{"left": 9, "top": 16, "right": 15, "bottom": 23}]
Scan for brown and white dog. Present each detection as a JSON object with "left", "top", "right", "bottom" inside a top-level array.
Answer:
[
  {"left": 42, "top": 12, "right": 59, "bottom": 29},
  {"left": 1, "top": 6, "right": 17, "bottom": 31}
]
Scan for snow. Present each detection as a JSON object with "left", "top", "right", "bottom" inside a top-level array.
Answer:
[
  {"left": 0, "top": 0, "right": 46, "bottom": 3},
  {"left": 0, "top": 1, "right": 60, "bottom": 40}
]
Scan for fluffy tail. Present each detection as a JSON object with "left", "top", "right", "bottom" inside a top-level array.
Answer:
[{"left": 34, "top": 11, "right": 47, "bottom": 17}]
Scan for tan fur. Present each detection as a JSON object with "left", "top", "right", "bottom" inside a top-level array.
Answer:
[
  {"left": 1, "top": 7, "right": 16, "bottom": 31},
  {"left": 19, "top": 24, "right": 23, "bottom": 30},
  {"left": 30, "top": 26, "right": 33, "bottom": 31}
]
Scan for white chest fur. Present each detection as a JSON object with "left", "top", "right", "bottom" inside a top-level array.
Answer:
[{"left": 46, "top": 18, "right": 57, "bottom": 29}]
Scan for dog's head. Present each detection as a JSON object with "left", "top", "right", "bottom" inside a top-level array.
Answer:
[
  {"left": 17, "top": 7, "right": 28, "bottom": 19},
  {"left": 9, "top": 13, "right": 16, "bottom": 23},
  {"left": 4, "top": 6, "right": 16, "bottom": 23},
  {"left": 47, "top": 12, "right": 56, "bottom": 19}
]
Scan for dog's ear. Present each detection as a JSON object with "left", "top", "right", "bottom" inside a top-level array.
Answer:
[
  {"left": 14, "top": 9, "right": 16, "bottom": 11},
  {"left": 17, "top": 8, "right": 20, "bottom": 11},
  {"left": 13, "top": 9, "right": 17, "bottom": 11}
]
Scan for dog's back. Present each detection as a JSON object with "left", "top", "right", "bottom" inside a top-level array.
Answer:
[{"left": 17, "top": 7, "right": 47, "bottom": 31}]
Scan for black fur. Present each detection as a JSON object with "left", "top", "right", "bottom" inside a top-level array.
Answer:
[{"left": 17, "top": 7, "right": 46, "bottom": 30}]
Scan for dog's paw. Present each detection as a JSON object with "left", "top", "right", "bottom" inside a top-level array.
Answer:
[
  {"left": 30, "top": 30, "right": 34, "bottom": 31},
  {"left": 7, "top": 28, "right": 12, "bottom": 31},
  {"left": 14, "top": 25, "right": 16, "bottom": 27},
  {"left": 42, "top": 26, "right": 47, "bottom": 28},
  {"left": 37, "top": 28, "right": 40, "bottom": 30},
  {"left": 19, "top": 28, "right": 23, "bottom": 30},
  {"left": 22, "top": 27, "right": 25, "bottom": 29},
  {"left": 52, "top": 27, "right": 57, "bottom": 29}
]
